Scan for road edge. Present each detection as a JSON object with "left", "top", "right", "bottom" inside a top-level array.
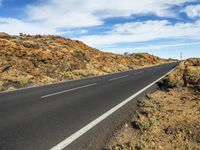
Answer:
[{"left": 50, "top": 65, "right": 178, "bottom": 150}]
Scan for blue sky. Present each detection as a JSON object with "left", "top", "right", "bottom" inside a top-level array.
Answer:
[{"left": 0, "top": 0, "right": 200, "bottom": 59}]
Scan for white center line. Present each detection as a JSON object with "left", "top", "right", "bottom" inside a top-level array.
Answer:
[
  {"left": 49, "top": 66, "right": 178, "bottom": 150},
  {"left": 108, "top": 75, "right": 129, "bottom": 81},
  {"left": 41, "top": 83, "right": 97, "bottom": 99}
]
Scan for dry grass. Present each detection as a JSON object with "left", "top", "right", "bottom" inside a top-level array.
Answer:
[
  {"left": 168, "top": 59, "right": 200, "bottom": 87},
  {"left": 1, "top": 69, "right": 33, "bottom": 88},
  {"left": 137, "top": 99, "right": 155, "bottom": 108},
  {"left": 106, "top": 58, "right": 200, "bottom": 150},
  {"left": 186, "top": 66, "right": 200, "bottom": 85},
  {"left": 106, "top": 88, "right": 200, "bottom": 150},
  {"left": 0, "top": 32, "right": 173, "bottom": 92},
  {"left": 3, "top": 76, "right": 30, "bottom": 86},
  {"left": 0, "top": 80, "right": 4, "bottom": 91},
  {"left": 168, "top": 69, "right": 184, "bottom": 87}
]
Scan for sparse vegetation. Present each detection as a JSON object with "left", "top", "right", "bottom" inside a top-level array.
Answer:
[
  {"left": 168, "top": 69, "right": 184, "bottom": 87},
  {"left": 106, "top": 58, "right": 200, "bottom": 150},
  {"left": 137, "top": 99, "right": 155, "bottom": 108},
  {"left": 135, "top": 140, "right": 148, "bottom": 150},
  {"left": 132, "top": 119, "right": 158, "bottom": 131},
  {"left": 0, "top": 32, "right": 10, "bottom": 38},
  {"left": 0, "top": 33, "right": 173, "bottom": 92},
  {"left": 168, "top": 59, "right": 200, "bottom": 88},
  {"left": 2, "top": 75, "right": 32, "bottom": 87},
  {"left": 73, "top": 50, "right": 90, "bottom": 62},
  {"left": 7, "top": 86, "right": 17, "bottom": 91}
]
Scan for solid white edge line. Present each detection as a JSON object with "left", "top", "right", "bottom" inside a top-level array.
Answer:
[
  {"left": 108, "top": 75, "right": 129, "bottom": 81},
  {"left": 41, "top": 83, "right": 97, "bottom": 99},
  {"left": 50, "top": 66, "right": 178, "bottom": 150}
]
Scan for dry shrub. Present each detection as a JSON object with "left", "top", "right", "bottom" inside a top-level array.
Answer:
[
  {"left": 168, "top": 69, "right": 184, "bottom": 87},
  {"left": 39, "top": 76, "right": 57, "bottom": 84},
  {"left": 0, "top": 32, "right": 174, "bottom": 92},
  {"left": 73, "top": 50, "right": 90, "bottom": 62},
  {"left": 168, "top": 59, "right": 200, "bottom": 87},
  {"left": 22, "top": 40, "right": 40, "bottom": 49},
  {"left": 1, "top": 69, "right": 33, "bottom": 88},
  {"left": 185, "top": 66, "right": 200, "bottom": 85},
  {"left": 0, "top": 80, "right": 4, "bottom": 91},
  {"left": 7, "top": 86, "right": 17, "bottom": 91},
  {"left": 0, "top": 32, "right": 10, "bottom": 38},
  {"left": 3, "top": 75, "right": 31, "bottom": 87}
]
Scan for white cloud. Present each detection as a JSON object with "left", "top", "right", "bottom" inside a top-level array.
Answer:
[
  {"left": 0, "top": 17, "right": 58, "bottom": 35},
  {"left": 26, "top": 0, "right": 103, "bottom": 28},
  {"left": 0, "top": 0, "right": 196, "bottom": 35},
  {"left": 109, "top": 42, "right": 200, "bottom": 52},
  {"left": 0, "top": 0, "right": 200, "bottom": 57},
  {"left": 78, "top": 20, "right": 200, "bottom": 47},
  {"left": 135, "top": 42, "right": 200, "bottom": 50},
  {"left": 0, "top": 17, "right": 88, "bottom": 35},
  {"left": 26, "top": 0, "right": 194, "bottom": 28},
  {"left": 184, "top": 4, "right": 200, "bottom": 18}
]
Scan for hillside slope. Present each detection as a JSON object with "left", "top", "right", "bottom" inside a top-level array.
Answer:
[{"left": 0, "top": 32, "right": 173, "bottom": 91}]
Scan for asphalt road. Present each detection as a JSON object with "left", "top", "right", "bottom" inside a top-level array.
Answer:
[{"left": 0, "top": 62, "right": 178, "bottom": 150}]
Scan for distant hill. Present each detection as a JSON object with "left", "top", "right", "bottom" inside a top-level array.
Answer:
[{"left": 0, "top": 32, "right": 175, "bottom": 91}]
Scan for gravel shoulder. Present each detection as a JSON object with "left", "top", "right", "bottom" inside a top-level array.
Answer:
[{"left": 106, "top": 87, "right": 200, "bottom": 150}]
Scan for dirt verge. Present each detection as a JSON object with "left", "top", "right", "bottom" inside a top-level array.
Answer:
[{"left": 105, "top": 58, "right": 200, "bottom": 150}]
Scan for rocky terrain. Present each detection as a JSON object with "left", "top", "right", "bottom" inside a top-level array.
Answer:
[
  {"left": 0, "top": 32, "right": 173, "bottom": 92},
  {"left": 106, "top": 58, "right": 200, "bottom": 150}
]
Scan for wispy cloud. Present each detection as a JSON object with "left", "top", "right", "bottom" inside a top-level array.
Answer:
[
  {"left": 78, "top": 20, "right": 200, "bottom": 47},
  {"left": 183, "top": 4, "right": 200, "bottom": 18},
  {"left": 0, "top": 0, "right": 200, "bottom": 59},
  {"left": 102, "top": 42, "right": 200, "bottom": 54},
  {"left": 0, "top": 0, "right": 197, "bottom": 35},
  {"left": 0, "top": 17, "right": 58, "bottom": 35}
]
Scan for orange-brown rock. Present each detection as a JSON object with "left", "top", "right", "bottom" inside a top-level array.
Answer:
[{"left": 0, "top": 33, "right": 174, "bottom": 91}]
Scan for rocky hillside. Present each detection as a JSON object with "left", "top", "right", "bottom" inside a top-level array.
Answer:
[{"left": 0, "top": 32, "right": 173, "bottom": 91}]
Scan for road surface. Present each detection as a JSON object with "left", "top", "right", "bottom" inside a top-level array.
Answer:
[{"left": 0, "top": 62, "right": 178, "bottom": 150}]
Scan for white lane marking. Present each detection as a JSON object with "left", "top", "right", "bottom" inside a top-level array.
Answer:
[
  {"left": 41, "top": 83, "right": 97, "bottom": 99},
  {"left": 108, "top": 75, "right": 128, "bottom": 81},
  {"left": 50, "top": 66, "right": 177, "bottom": 150}
]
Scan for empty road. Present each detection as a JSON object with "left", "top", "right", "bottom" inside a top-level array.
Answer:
[{"left": 0, "top": 62, "right": 178, "bottom": 150}]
